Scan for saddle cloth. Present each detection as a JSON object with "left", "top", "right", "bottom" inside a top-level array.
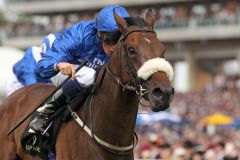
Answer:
[{"left": 20, "top": 90, "right": 90, "bottom": 160}]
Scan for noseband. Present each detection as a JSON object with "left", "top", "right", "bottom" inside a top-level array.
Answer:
[{"left": 107, "top": 29, "right": 156, "bottom": 98}]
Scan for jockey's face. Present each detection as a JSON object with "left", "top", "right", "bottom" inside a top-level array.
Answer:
[
  {"left": 101, "top": 42, "right": 117, "bottom": 56},
  {"left": 97, "top": 31, "right": 120, "bottom": 56}
]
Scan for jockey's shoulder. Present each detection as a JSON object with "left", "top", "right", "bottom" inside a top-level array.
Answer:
[{"left": 69, "top": 20, "right": 97, "bottom": 36}]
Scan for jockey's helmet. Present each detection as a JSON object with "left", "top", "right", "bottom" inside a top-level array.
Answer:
[{"left": 95, "top": 5, "right": 129, "bottom": 32}]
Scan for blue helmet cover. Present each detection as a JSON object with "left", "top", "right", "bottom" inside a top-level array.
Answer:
[{"left": 95, "top": 5, "right": 129, "bottom": 32}]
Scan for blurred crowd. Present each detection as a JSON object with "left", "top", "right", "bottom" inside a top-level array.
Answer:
[
  {"left": 2, "top": 0, "right": 240, "bottom": 38},
  {"left": 134, "top": 74, "right": 240, "bottom": 160}
]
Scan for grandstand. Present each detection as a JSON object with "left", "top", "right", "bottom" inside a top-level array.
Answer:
[{"left": 2, "top": 0, "right": 240, "bottom": 92}]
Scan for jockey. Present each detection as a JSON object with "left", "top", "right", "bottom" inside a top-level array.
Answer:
[
  {"left": 29, "top": 5, "right": 129, "bottom": 133},
  {"left": 40, "top": 33, "right": 57, "bottom": 56},
  {"left": 4, "top": 33, "right": 56, "bottom": 97}
]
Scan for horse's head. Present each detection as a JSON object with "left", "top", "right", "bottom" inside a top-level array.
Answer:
[{"left": 113, "top": 9, "right": 174, "bottom": 112}]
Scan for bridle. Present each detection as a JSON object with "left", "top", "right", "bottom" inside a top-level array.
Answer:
[
  {"left": 107, "top": 28, "right": 156, "bottom": 99},
  {"left": 68, "top": 28, "right": 157, "bottom": 155}
]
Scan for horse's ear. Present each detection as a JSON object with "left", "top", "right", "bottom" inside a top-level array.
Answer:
[
  {"left": 145, "top": 9, "right": 155, "bottom": 30},
  {"left": 113, "top": 9, "right": 128, "bottom": 33}
]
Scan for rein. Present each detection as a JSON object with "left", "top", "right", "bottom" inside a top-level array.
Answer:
[
  {"left": 106, "top": 64, "right": 148, "bottom": 98},
  {"left": 69, "top": 29, "right": 156, "bottom": 155}
]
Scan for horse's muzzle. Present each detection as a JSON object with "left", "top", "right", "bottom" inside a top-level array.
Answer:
[{"left": 149, "top": 85, "right": 174, "bottom": 112}]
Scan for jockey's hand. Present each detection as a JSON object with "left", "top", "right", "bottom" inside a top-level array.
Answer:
[{"left": 56, "top": 62, "right": 76, "bottom": 80}]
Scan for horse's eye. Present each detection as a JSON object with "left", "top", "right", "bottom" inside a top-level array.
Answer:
[{"left": 127, "top": 47, "right": 137, "bottom": 56}]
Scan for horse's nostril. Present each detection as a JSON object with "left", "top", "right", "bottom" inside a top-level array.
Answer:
[
  {"left": 152, "top": 88, "right": 163, "bottom": 100},
  {"left": 171, "top": 87, "right": 175, "bottom": 95}
]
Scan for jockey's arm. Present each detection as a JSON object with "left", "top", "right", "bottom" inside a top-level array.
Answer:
[{"left": 36, "top": 23, "right": 84, "bottom": 79}]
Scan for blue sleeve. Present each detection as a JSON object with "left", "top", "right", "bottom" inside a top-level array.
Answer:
[
  {"left": 21, "top": 48, "right": 38, "bottom": 85},
  {"left": 36, "top": 23, "right": 84, "bottom": 79}
]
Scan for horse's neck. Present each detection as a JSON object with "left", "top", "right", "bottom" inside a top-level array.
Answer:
[{"left": 86, "top": 68, "right": 139, "bottom": 147}]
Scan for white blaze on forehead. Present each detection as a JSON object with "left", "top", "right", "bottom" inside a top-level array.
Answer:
[
  {"left": 137, "top": 58, "right": 174, "bottom": 81},
  {"left": 144, "top": 38, "right": 151, "bottom": 44}
]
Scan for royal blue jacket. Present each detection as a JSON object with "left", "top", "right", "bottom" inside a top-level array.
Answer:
[
  {"left": 13, "top": 46, "right": 50, "bottom": 85},
  {"left": 36, "top": 21, "right": 111, "bottom": 79}
]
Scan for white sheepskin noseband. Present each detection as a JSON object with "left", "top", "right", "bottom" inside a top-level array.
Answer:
[{"left": 137, "top": 58, "right": 174, "bottom": 81}]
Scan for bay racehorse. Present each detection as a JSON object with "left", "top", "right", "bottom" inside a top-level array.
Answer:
[{"left": 0, "top": 10, "right": 174, "bottom": 160}]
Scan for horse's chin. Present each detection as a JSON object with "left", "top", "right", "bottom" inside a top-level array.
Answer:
[
  {"left": 150, "top": 104, "right": 169, "bottom": 112},
  {"left": 151, "top": 105, "right": 169, "bottom": 112}
]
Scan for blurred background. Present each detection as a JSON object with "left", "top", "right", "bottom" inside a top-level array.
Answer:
[{"left": 0, "top": 0, "right": 240, "bottom": 159}]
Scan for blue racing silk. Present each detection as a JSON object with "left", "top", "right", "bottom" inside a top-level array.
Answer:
[
  {"left": 36, "top": 21, "right": 111, "bottom": 79},
  {"left": 41, "top": 33, "right": 58, "bottom": 54},
  {"left": 13, "top": 46, "right": 50, "bottom": 86}
]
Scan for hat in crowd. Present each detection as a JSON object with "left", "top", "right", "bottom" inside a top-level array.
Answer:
[
  {"left": 225, "top": 143, "right": 237, "bottom": 157},
  {"left": 173, "top": 147, "right": 187, "bottom": 157}
]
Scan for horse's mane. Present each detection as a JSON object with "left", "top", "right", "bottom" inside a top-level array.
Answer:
[{"left": 124, "top": 17, "right": 145, "bottom": 28}]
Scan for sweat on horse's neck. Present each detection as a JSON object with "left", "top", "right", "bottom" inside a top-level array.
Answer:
[{"left": 87, "top": 53, "right": 139, "bottom": 148}]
